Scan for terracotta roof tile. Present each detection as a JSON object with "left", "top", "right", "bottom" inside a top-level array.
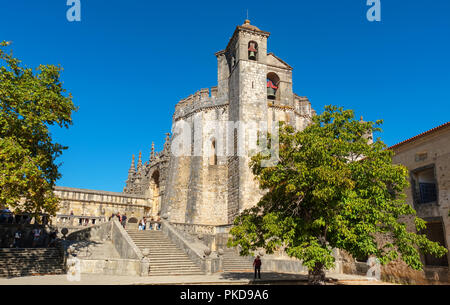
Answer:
[{"left": 389, "top": 121, "right": 450, "bottom": 150}]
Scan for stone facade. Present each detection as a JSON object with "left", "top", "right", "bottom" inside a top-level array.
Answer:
[
  {"left": 387, "top": 122, "right": 450, "bottom": 283},
  {"left": 341, "top": 122, "right": 450, "bottom": 283},
  {"left": 52, "top": 186, "right": 150, "bottom": 226},
  {"left": 124, "top": 20, "right": 315, "bottom": 226}
]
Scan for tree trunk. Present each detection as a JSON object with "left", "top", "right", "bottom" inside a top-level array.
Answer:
[{"left": 308, "top": 263, "right": 326, "bottom": 285}]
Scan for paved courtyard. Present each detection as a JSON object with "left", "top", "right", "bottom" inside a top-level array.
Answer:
[{"left": 0, "top": 271, "right": 393, "bottom": 285}]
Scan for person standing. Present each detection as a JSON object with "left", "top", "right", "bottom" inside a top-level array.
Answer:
[
  {"left": 13, "top": 230, "right": 22, "bottom": 248},
  {"left": 121, "top": 213, "right": 127, "bottom": 228},
  {"left": 253, "top": 256, "right": 262, "bottom": 279},
  {"left": 157, "top": 216, "right": 161, "bottom": 230},
  {"left": 48, "top": 230, "right": 58, "bottom": 247},
  {"left": 32, "top": 226, "right": 41, "bottom": 248}
]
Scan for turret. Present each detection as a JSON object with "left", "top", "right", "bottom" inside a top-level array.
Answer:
[
  {"left": 128, "top": 154, "right": 136, "bottom": 176},
  {"left": 137, "top": 151, "right": 142, "bottom": 171}
]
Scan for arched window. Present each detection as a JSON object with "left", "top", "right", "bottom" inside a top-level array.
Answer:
[
  {"left": 209, "top": 139, "right": 218, "bottom": 165},
  {"left": 151, "top": 170, "right": 161, "bottom": 215},
  {"left": 128, "top": 217, "right": 138, "bottom": 224},
  {"left": 248, "top": 41, "right": 258, "bottom": 61},
  {"left": 267, "top": 72, "right": 280, "bottom": 100}
]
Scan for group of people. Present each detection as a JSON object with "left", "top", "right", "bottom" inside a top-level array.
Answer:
[
  {"left": 138, "top": 216, "right": 161, "bottom": 231},
  {"left": 110, "top": 212, "right": 128, "bottom": 228},
  {"left": 109, "top": 212, "right": 161, "bottom": 230},
  {"left": 0, "top": 209, "right": 33, "bottom": 225},
  {"left": 0, "top": 226, "right": 58, "bottom": 249}
]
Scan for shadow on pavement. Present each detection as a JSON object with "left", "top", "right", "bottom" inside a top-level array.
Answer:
[{"left": 218, "top": 271, "right": 309, "bottom": 285}]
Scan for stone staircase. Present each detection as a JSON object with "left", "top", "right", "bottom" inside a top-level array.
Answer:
[
  {"left": 222, "top": 248, "right": 254, "bottom": 272},
  {"left": 126, "top": 230, "right": 204, "bottom": 276},
  {"left": 0, "top": 248, "right": 65, "bottom": 277}
]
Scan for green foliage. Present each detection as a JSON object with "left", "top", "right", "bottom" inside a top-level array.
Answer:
[
  {"left": 0, "top": 41, "right": 77, "bottom": 217},
  {"left": 228, "top": 105, "right": 447, "bottom": 274}
]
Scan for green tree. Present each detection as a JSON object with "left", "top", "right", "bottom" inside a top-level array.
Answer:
[
  {"left": 0, "top": 41, "right": 76, "bottom": 218},
  {"left": 228, "top": 105, "right": 447, "bottom": 284}
]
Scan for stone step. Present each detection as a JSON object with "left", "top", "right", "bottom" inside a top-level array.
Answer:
[
  {"left": 0, "top": 252, "right": 60, "bottom": 257},
  {"left": 148, "top": 256, "right": 191, "bottom": 260},
  {"left": 0, "top": 271, "right": 65, "bottom": 276},
  {"left": 132, "top": 240, "right": 175, "bottom": 243},
  {"left": 133, "top": 241, "right": 172, "bottom": 244},
  {"left": 137, "top": 248, "right": 181, "bottom": 251},
  {"left": 146, "top": 251, "right": 187, "bottom": 255},
  {"left": 149, "top": 269, "right": 201, "bottom": 274},
  {"left": 126, "top": 234, "right": 166, "bottom": 237},
  {"left": 144, "top": 250, "right": 188, "bottom": 255},
  {"left": 149, "top": 264, "right": 201, "bottom": 269},
  {"left": 133, "top": 243, "right": 179, "bottom": 247},
  {"left": 149, "top": 271, "right": 205, "bottom": 276},
  {"left": 148, "top": 255, "right": 191, "bottom": 259},
  {"left": 0, "top": 248, "right": 65, "bottom": 277},
  {"left": 135, "top": 244, "right": 180, "bottom": 247},
  {"left": 125, "top": 228, "right": 203, "bottom": 276},
  {"left": 148, "top": 256, "right": 194, "bottom": 260},
  {"left": 0, "top": 265, "right": 64, "bottom": 270},
  {"left": 150, "top": 260, "right": 197, "bottom": 267},
  {"left": 0, "top": 261, "right": 64, "bottom": 264},
  {"left": 145, "top": 252, "right": 188, "bottom": 256}
]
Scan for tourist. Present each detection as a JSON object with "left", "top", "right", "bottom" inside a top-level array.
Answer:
[
  {"left": 253, "top": 255, "right": 262, "bottom": 279},
  {"left": 7, "top": 212, "right": 14, "bottom": 224},
  {"left": 117, "top": 212, "right": 122, "bottom": 223},
  {"left": 0, "top": 211, "right": 6, "bottom": 224},
  {"left": 157, "top": 216, "right": 161, "bottom": 230},
  {"left": 32, "top": 226, "right": 41, "bottom": 248},
  {"left": 121, "top": 213, "right": 127, "bottom": 228},
  {"left": 13, "top": 230, "right": 22, "bottom": 248},
  {"left": 23, "top": 214, "right": 31, "bottom": 224},
  {"left": 140, "top": 217, "right": 146, "bottom": 231},
  {"left": 149, "top": 217, "right": 154, "bottom": 230},
  {"left": 48, "top": 230, "right": 58, "bottom": 247}
]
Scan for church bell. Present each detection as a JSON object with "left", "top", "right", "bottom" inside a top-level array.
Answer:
[
  {"left": 267, "top": 80, "right": 277, "bottom": 100},
  {"left": 248, "top": 42, "right": 258, "bottom": 60}
]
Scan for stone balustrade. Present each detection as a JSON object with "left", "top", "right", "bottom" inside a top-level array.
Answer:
[{"left": 170, "top": 222, "right": 216, "bottom": 235}]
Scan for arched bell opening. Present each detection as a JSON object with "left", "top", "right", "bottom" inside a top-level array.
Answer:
[
  {"left": 267, "top": 72, "right": 280, "bottom": 100},
  {"left": 248, "top": 41, "right": 258, "bottom": 61}
]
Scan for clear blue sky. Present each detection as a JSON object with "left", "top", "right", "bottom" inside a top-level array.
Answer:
[{"left": 1, "top": 1, "right": 449, "bottom": 192}]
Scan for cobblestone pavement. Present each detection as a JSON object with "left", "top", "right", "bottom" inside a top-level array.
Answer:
[{"left": 0, "top": 271, "right": 395, "bottom": 285}]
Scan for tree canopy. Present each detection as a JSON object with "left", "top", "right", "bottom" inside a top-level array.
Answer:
[
  {"left": 228, "top": 105, "right": 447, "bottom": 283},
  {"left": 0, "top": 41, "right": 77, "bottom": 217}
]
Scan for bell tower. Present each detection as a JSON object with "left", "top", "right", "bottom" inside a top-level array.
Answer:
[{"left": 220, "top": 20, "right": 272, "bottom": 222}]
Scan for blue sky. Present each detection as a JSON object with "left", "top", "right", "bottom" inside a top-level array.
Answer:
[{"left": 1, "top": 0, "right": 449, "bottom": 192}]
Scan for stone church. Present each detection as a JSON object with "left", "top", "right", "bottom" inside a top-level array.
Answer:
[
  {"left": 8, "top": 20, "right": 448, "bottom": 283},
  {"left": 121, "top": 19, "right": 315, "bottom": 226}
]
